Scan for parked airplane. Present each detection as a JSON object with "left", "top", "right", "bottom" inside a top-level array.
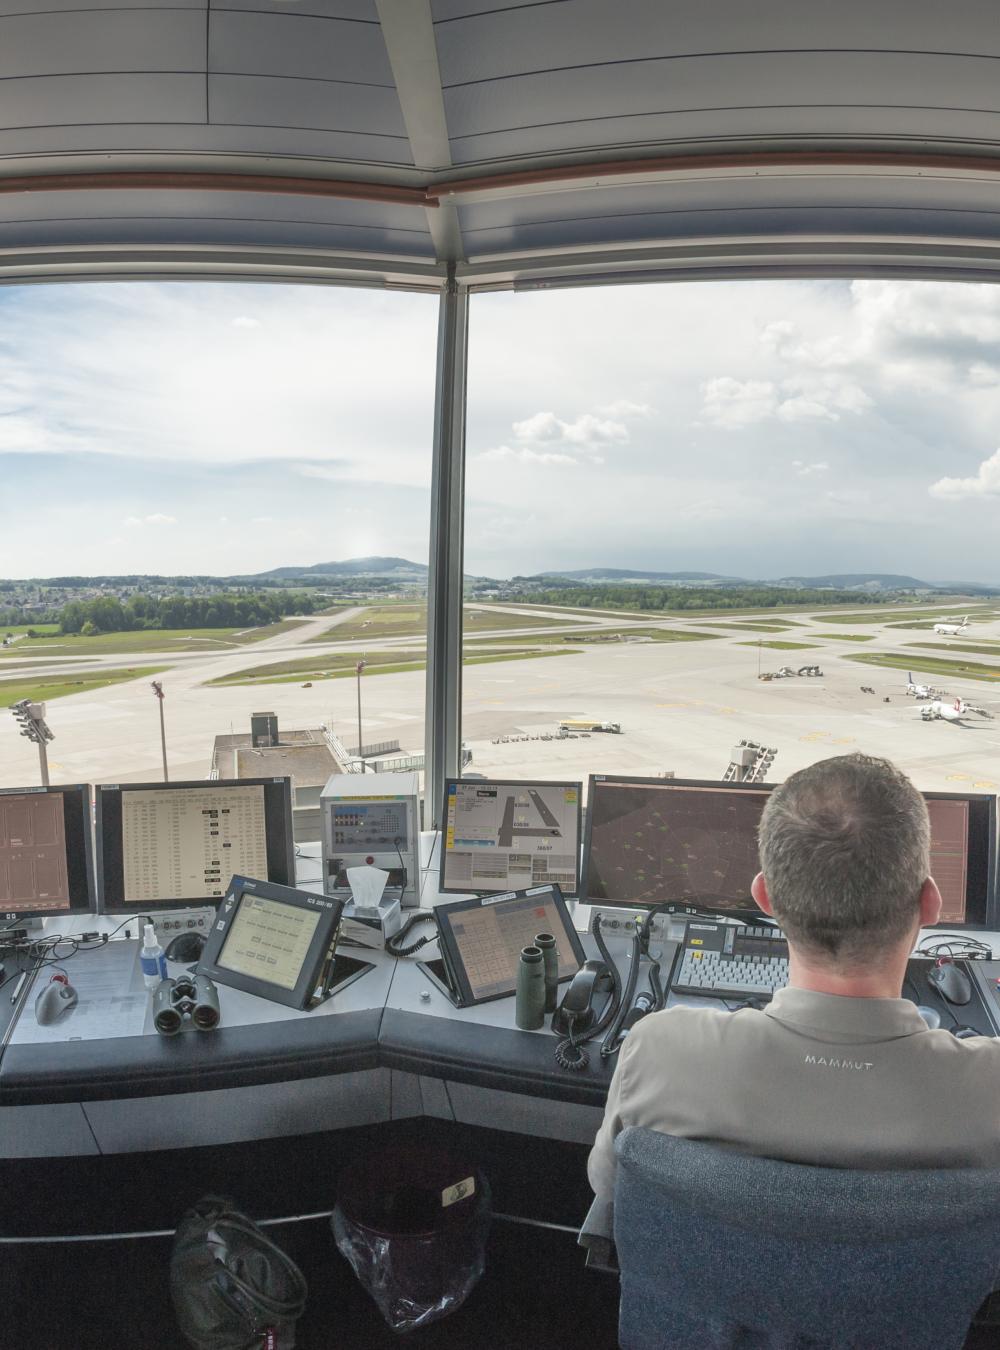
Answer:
[
  {"left": 932, "top": 614, "right": 969, "bottom": 636},
  {"left": 920, "top": 697, "right": 970, "bottom": 723},
  {"left": 905, "top": 673, "right": 934, "bottom": 699}
]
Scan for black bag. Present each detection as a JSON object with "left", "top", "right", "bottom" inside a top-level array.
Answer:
[{"left": 170, "top": 1195, "right": 308, "bottom": 1350}]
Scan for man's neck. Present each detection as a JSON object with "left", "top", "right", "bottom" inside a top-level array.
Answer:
[{"left": 786, "top": 951, "right": 909, "bottom": 1001}]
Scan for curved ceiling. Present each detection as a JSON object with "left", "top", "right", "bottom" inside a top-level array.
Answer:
[{"left": 3, "top": 0, "right": 1000, "bottom": 288}]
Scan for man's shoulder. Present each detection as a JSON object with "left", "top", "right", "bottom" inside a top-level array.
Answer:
[{"left": 628, "top": 1001, "right": 748, "bottom": 1048}]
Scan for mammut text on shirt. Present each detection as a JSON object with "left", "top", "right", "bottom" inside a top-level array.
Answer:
[{"left": 587, "top": 986, "right": 1000, "bottom": 1206}]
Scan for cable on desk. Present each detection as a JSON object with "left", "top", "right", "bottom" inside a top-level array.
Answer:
[
  {"left": 601, "top": 920, "right": 641, "bottom": 1060},
  {"left": 917, "top": 934, "right": 993, "bottom": 960},
  {"left": 385, "top": 911, "right": 437, "bottom": 957}
]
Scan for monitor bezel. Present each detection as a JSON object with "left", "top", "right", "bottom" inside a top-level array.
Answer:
[
  {"left": 434, "top": 882, "right": 586, "bottom": 1008},
  {"left": 197, "top": 875, "right": 344, "bottom": 1010},
  {"left": 439, "top": 777, "right": 584, "bottom": 897},
  {"left": 0, "top": 783, "right": 95, "bottom": 924},
  {"left": 922, "top": 789, "right": 997, "bottom": 931},
  {"left": 95, "top": 776, "right": 295, "bottom": 913},
  {"left": 583, "top": 774, "right": 998, "bottom": 930}
]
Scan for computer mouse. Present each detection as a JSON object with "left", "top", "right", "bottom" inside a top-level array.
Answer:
[
  {"left": 927, "top": 960, "right": 973, "bottom": 1006},
  {"left": 951, "top": 1025, "right": 982, "bottom": 1040},
  {"left": 915, "top": 1005, "right": 941, "bottom": 1029},
  {"left": 165, "top": 931, "right": 206, "bottom": 964},
  {"left": 34, "top": 976, "right": 78, "bottom": 1026}
]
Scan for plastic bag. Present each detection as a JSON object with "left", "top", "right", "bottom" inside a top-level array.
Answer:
[
  {"left": 170, "top": 1195, "right": 308, "bottom": 1350},
  {"left": 331, "top": 1146, "right": 491, "bottom": 1333}
]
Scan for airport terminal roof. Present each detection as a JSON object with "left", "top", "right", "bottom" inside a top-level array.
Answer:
[{"left": 4, "top": 1, "right": 1000, "bottom": 289}]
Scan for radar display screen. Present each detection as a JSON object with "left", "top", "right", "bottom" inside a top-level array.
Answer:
[
  {"left": 585, "top": 776, "right": 996, "bottom": 928},
  {"left": 441, "top": 779, "right": 582, "bottom": 896},
  {"left": 584, "top": 776, "right": 768, "bottom": 910},
  {"left": 0, "top": 785, "right": 95, "bottom": 919}
]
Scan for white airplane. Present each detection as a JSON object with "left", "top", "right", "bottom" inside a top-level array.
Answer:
[
  {"left": 932, "top": 614, "right": 969, "bottom": 636},
  {"left": 905, "top": 672, "right": 933, "bottom": 699},
  {"left": 920, "top": 697, "right": 970, "bottom": 723}
]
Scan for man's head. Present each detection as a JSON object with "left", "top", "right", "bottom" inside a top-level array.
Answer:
[{"left": 752, "top": 754, "right": 940, "bottom": 967}]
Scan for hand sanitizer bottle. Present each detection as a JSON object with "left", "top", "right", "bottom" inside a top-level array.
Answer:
[{"left": 140, "top": 923, "right": 168, "bottom": 990}]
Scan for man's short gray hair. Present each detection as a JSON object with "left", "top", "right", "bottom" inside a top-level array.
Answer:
[{"left": 757, "top": 754, "right": 930, "bottom": 962}]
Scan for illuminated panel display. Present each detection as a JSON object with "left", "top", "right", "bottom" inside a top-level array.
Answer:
[
  {"left": 216, "top": 893, "right": 322, "bottom": 992},
  {"left": 121, "top": 785, "right": 267, "bottom": 903}
]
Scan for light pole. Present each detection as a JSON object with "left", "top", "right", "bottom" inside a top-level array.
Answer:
[
  {"left": 10, "top": 699, "right": 53, "bottom": 786},
  {"left": 355, "top": 660, "right": 366, "bottom": 772},
  {"left": 151, "top": 680, "right": 168, "bottom": 781}
]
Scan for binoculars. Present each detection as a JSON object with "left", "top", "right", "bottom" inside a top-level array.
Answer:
[{"left": 152, "top": 974, "right": 221, "bottom": 1036}]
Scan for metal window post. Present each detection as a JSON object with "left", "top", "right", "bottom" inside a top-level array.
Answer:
[{"left": 424, "top": 268, "right": 468, "bottom": 827}]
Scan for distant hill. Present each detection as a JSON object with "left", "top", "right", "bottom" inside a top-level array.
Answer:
[
  {"left": 536, "top": 568, "right": 734, "bottom": 583},
  {"left": 257, "top": 556, "right": 428, "bottom": 580},
  {"left": 770, "top": 573, "right": 933, "bottom": 591}
]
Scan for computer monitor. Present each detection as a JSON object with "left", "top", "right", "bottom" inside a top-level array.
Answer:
[
  {"left": 95, "top": 777, "right": 295, "bottom": 913},
  {"left": 583, "top": 775, "right": 998, "bottom": 928},
  {"left": 0, "top": 784, "right": 95, "bottom": 923},
  {"left": 440, "top": 778, "right": 583, "bottom": 896}
]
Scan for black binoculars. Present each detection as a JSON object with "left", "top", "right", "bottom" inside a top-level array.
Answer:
[{"left": 152, "top": 974, "right": 221, "bottom": 1036}]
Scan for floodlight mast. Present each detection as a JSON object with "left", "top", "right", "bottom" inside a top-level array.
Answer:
[
  {"left": 355, "top": 661, "right": 366, "bottom": 773},
  {"left": 9, "top": 698, "right": 53, "bottom": 786},
  {"left": 151, "top": 680, "right": 168, "bottom": 781}
]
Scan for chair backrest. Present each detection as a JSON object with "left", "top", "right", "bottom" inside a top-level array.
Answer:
[{"left": 613, "top": 1127, "right": 1000, "bottom": 1350}]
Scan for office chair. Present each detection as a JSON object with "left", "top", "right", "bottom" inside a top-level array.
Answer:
[{"left": 612, "top": 1127, "right": 1000, "bottom": 1350}]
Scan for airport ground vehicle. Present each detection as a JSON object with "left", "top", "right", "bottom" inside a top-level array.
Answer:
[{"left": 558, "top": 719, "right": 622, "bottom": 733}]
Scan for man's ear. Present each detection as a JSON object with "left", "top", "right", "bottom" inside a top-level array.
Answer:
[
  {"left": 919, "top": 877, "right": 943, "bottom": 929},
  {"left": 751, "top": 872, "right": 773, "bottom": 916}
]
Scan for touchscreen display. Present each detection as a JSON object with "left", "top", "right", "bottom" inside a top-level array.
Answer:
[{"left": 217, "top": 893, "right": 322, "bottom": 992}]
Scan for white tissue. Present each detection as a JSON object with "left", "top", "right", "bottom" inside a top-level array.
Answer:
[{"left": 347, "top": 865, "right": 389, "bottom": 916}]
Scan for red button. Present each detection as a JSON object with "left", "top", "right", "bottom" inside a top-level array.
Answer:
[{"left": 366, "top": 856, "right": 374, "bottom": 865}]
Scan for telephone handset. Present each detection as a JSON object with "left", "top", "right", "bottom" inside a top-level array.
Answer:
[{"left": 551, "top": 960, "right": 613, "bottom": 1037}]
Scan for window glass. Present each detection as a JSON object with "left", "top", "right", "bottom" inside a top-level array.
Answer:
[
  {"left": 463, "top": 280, "right": 1000, "bottom": 799},
  {"left": 0, "top": 283, "right": 437, "bottom": 797}
]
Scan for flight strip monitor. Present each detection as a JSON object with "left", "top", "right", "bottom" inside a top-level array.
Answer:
[
  {"left": 0, "top": 784, "right": 95, "bottom": 923},
  {"left": 440, "top": 778, "right": 583, "bottom": 897},
  {"left": 95, "top": 778, "right": 295, "bottom": 913},
  {"left": 583, "top": 774, "right": 997, "bottom": 928}
]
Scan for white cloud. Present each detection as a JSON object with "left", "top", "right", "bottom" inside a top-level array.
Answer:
[
  {"left": 123, "top": 513, "right": 177, "bottom": 527},
  {"left": 510, "top": 410, "right": 628, "bottom": 447},
  {"left": 700, "top": 378, "right": 778, "bottom": 428},
  {"left": 478, "top": 445, "right": 576, "bottom": 467},
  {"left": 929, "top": 448, "right": 1000, "bottom": 500},
  {"left": 596, "top": 399, "right": 653, "bottom": 418},
  {"left": 231, "top": 316, "right": 260, "bottom": 329},
  {"left": 792, "top": 460, "right": 829, "bottom": 476},
  {"left": 478, "top": 401, "right": 648, "bottom": 467}
]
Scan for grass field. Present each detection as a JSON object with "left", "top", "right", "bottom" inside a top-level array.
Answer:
[
  {"left": 905, "top": 641, "right": 1000, "bottom": 656},
  {"left": 210, "top": 646, "right": 576, "bottom": 687},
  {"left": 816, "top": 607, "right": 991, "bottom": 625},
  {"left": 696, "top": 622, "right": 795, "bottom": 632},
  {"left": 0, "top": 619, "right": 307, "bottom": 658},
  {"left": 0, "top": 665, "right": 166, "bottom": 705},
  {"left": 846, "top": 652, "right": 1000, "bottom": 683},
  {"left": 811, "top": 633, "right": 876, "bottom": 641},
  {"left": 1, "top": 623, "right": 61, "bottom": 638},
  {"left": 738, "top": 640, "right": 818, "bottom": 650},
  {"left": 307, "top": 603, "right": 578, "bottom": 645},
  {"left": 462, "top": 626, "right": 721, "bottom": 646}
]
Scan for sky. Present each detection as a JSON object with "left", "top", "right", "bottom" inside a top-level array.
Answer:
[{"left": 2, "top": 277, "right": 1000, "bottom": 583}]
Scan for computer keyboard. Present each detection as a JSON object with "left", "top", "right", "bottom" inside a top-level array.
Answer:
[{"left": 671, "top": 920, "right": 789, "bottom": 1003}]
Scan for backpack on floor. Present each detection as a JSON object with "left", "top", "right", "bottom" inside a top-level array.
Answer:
[{"left": 170, "top": 1195, "right": 308, "bottom": 1350}]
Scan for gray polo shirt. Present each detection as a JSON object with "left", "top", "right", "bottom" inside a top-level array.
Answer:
[{"left": 588, "top": 986, "right": 1000, "bottom": 1206}]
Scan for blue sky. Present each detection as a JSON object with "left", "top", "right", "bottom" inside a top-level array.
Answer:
[{"left": 2, "top": 278, "right": 1000, "bottom": 582}]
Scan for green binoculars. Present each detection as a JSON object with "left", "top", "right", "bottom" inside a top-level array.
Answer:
[{"left": 152, "top": 974, "right": 221, "bottom": 1036}]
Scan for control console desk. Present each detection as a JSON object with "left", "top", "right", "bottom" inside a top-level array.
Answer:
[{"left": 1, "top": 835, "right": 996, "bottom": 1160}]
